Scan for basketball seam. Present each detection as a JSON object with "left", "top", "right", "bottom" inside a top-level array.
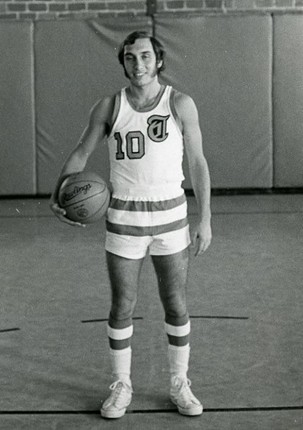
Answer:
[
  {"left": 59, "top": 176, "right": 109, "bottom": 222},
  {"left": 60, "top": 179, "right": 106, "bottom": 188},
  {"left": 83, "top": 193, "right": 110, "bottom": 222},
  {"left": 59, "top": 178, "right": 106, "bottom": 204},
  {"left": 61, "top": 179, "right": 105, "bottom": 187},
  {"left": 63, "top": 191, "right": 110, "bottom": 222},
  {"left": 60, "top": 190, "right": 107, "bottom": 209}
]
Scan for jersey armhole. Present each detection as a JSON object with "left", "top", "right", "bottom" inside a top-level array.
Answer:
[
  {"left": 107, "top": 92, "right": 121, "bottom": 136},
  {"left": 169, "top": 88, "right": 183, "bottom": 134}
]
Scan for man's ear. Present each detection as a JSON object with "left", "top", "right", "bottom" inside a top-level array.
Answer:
[{"left": 157, "top": 60, "right": 163, "bottom": 70}]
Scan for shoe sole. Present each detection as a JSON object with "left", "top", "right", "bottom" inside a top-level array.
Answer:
[
  {"left": 171, "top": 399, "right": 203, "bottom": 416},
  {"left": 100, "top": 407, "right": 127, "bottom": 419}
]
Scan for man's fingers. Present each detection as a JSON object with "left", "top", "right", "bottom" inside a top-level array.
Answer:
[
  {"left": 50, "top": 203, "right": 85, "bottom": 227},
  {"left": 194, "top": 236, "right": 211, "bottom": 256}
]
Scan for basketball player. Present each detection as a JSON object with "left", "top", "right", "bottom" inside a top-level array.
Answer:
[{"left": 50, "top": 31, "right": 212, "bottom": 419}]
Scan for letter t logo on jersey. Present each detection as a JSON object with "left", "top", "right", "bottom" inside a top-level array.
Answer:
[{"left": 147, "top": 115, "right": 170, "bottom": 142}]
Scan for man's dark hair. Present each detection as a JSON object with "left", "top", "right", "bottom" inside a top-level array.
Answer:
[{"left": 118, "top": 31, "right": 166, "bottom": 76}]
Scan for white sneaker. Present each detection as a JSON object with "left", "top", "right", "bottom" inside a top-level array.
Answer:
[
  {"left": 170, "top": 376, "right": 203, "bottom": 416},
  {"left": 101, "top": 380, "right": 133, "bottom": 419}
]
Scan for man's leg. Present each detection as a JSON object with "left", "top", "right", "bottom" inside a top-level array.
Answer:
[
  {"left": 152, "top": 248, "right": 190, "bottom": 378},
  {"left": 151, "top": 248, "right": 203, "bottom": 416},
  {"left": 101, "top": 251, "right": 144, "bottom": 419}
]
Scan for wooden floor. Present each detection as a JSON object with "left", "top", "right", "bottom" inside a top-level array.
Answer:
[{"left": 0, "top": 195, "right": 302, "bottom": 429}]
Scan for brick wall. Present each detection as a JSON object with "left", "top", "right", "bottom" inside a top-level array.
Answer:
[
  {"left": 159, "top": 0, "right": 303, "bottom": 13},
  {"left": 0, "top": 0, "right": 303, "bottom": 20}
]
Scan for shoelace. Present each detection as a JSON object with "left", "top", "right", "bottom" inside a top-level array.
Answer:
[
  {"left": 172, "top": 376, "right": 192, "bottom": 388},
  {"left": 108, "top": 381, "right": 131, "bottom": 408},
  {"left": 172, "top": 377, "right": 197, "bottom": 404}
]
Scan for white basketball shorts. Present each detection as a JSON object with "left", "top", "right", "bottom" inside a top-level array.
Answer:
[{"left": 105, "top": 190, "right": 191, "bottom": 259}]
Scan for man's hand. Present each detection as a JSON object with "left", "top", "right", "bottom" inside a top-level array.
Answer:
[
  {"left": 191, "top": 219, "right": 212, "bottom": 256},
  {"left": 49, "top": 198, "right": 86, "bottom": 228}
]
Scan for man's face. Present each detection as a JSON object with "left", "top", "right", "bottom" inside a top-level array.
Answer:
[{"left": 123, "top": 38, "right": 162, "bottom": 85}]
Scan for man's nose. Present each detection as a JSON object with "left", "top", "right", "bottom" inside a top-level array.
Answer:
[{"left": 134, "top": 57, "right": 144, "bottom": 69}]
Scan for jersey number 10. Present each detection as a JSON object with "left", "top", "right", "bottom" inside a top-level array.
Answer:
[{"left": 114, "top": 131, "right": 145, "bottom": 160}]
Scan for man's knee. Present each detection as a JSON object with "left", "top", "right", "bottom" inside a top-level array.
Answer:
[
  {"left": 162, "top": 292, "right": 187, "bottom": 319},
  {"left": 111, "top": 294, "right": 137, "bottom": 320}
]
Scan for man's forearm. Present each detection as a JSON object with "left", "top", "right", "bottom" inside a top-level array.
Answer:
[{"left": 189, "top": 157, "right": 211, "bottom": 223}]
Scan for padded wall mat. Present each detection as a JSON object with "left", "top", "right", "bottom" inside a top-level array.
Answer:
[
  {"left": 0, "top": 23, "right": 36, "bottom": 195},
  {"left": 155, "top": 15, "right": 273, "bottom": 189},
  {"left": 35, "top": 17, "right": 152, "bottom": 194},
  {"left": 273, "top": 15, "right": 303, "bottom": 187}
]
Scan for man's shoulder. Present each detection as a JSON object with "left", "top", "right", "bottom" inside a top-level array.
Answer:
[
  {"left": 92, "top": 93, "right": 117, "bottom": 113},
  {"left": 170, "top": 88, "right": 196, "bottom": 119},
  {"left": 170, "top": 88, "right": 194, "bottom": 105},
  {"left": 90, "top": 91, "right": 121, "bottom": 124}
]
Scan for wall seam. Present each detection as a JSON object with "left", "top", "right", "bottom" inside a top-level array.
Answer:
[
  {"left": 270, "top": 12, "right": 276, "bottom": 188},
  {"left": 30, "top": 21, "right": 38, "bottom": 195}
]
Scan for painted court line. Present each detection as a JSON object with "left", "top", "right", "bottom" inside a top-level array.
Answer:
[
  {"left": 81, "top": 317, "right": 143, "bottom": 323},
  {"left": 190, "top": 315, "right": 249, "bottom": 320},
  {"left": 0, "top": 406, "right": 302, "bottom": 415},
  {"left": 0, "top": 328, "right": 20, "bottom": 333},
  {"left": 81, "top": 316, "right": 247, "bottom": 323}
]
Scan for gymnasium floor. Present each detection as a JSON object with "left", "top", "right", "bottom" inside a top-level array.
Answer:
[{"left": 0, "top": 194, "right": 302, "bottom": 430}]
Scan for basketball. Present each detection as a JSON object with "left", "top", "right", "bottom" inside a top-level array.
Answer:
[{"left": 58, "top": 171, "right": 110, "bottom": 224}]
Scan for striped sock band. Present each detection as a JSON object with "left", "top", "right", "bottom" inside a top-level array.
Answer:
[
  {"left": 165, "top": 314, "right": 191, "bottom": 347},
  {"left": 107, "top": 315, "right": 133, "bottom": 383},
  {"left": 165, "top": 314, "right": 191, "bottom": 379},
  {"left": 107, "top": 314, "right": 133, "bottom": 350}
]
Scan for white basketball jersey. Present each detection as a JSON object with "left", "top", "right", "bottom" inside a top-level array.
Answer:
[{"left": 107, "top": 85, "right": 184, "bottom": 197}]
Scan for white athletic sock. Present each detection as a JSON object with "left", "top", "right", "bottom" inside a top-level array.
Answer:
[
  {"left": 109, "top": 347, "right": 132, "bottom": 386},
  {"left": 168, "top": 344, "right": 190, "bottom": 382}
]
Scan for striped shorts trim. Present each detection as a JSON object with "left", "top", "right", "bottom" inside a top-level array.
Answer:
[
  {"left": 109, "top": 194, "right": 186, "bottom": 212},
  {"left": 106, "top": 217, "right": 188, "bottom": 237},
  {"left": 105, "top": 192, "right": 190, "bottom": 259},
  {"left": 106, "top": 193, "right": 188, "bottom": 237}
]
